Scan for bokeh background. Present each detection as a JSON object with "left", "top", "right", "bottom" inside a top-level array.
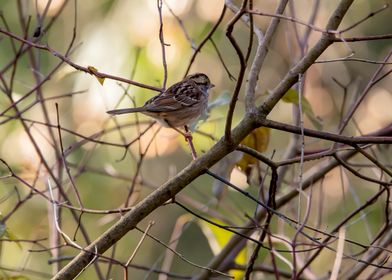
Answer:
[{"left": 0, "top": 0, "right": 391, "bottom": 279}]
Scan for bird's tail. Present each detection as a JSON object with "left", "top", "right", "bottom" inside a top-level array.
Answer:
[{"left": 107, "top": 107, "right": 145, "bottom": 115}]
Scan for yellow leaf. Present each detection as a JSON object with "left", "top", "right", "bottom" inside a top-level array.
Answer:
[
  {"left": 87, "top": 65, "right": 105, "bottom": 85},
  {"left": 0, "top": 218, "right": 22, "bottom": 250},
  {"left": 237, "top": 127, "right": 270, "bottom": 173},
  {"left": 198, "top": 219, "right": 246, "bottom": 279},
  {"left": 282, "top": 88, "right": 323, "bottom": 130},
  {"left": 6, "top": 228, "right": 22, "bottom": 250}
]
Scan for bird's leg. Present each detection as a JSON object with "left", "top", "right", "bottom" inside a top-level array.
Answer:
[
  {"left": 166, "top": 122, "right": 192, "bottom": 141},
  {"left": 184, "top": 125, "right": 197, "bottom": 160},
  {"left": 167, "top": 123, "right": 197, "bottom": 159},
  {"left": 183, "top": 125, "right": 193, "bottom": 141},
  {"left": 168, "top": 125, "right": 188, "bottom": 139}
]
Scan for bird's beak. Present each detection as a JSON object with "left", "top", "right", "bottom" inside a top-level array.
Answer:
[{"left": 210, "top": 84, "right": 215, "bottom": 89}]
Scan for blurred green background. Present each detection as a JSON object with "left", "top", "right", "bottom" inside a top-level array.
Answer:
[{"left": 0, "top": 0, "right": 391, "bottom": 279}]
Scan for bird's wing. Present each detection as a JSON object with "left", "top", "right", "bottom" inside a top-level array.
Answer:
[
  {"left": 144, "top": 81, "right": 200, "bottom": 112},
  {"left": 173, "top": 82, "right": 201, "bottom": 107}
]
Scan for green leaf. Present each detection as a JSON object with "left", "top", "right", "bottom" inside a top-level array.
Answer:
[
  {"left": 188, "top": 91, "right": 231, "bottom": 131},
  {"left": 0, "top": 221, "right": 6, "bottom": 238},
  {"left": 207, "top": 91, "right": 231, "bottom": 110}
]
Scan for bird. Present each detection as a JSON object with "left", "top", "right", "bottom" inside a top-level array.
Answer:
[{"left": 107, "top": 73, "right": 214, "bottom": 129}]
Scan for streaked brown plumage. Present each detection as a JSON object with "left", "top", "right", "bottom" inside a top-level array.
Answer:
[{"left": 107, "top": 73, "right": 213, "bottom": 127}]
